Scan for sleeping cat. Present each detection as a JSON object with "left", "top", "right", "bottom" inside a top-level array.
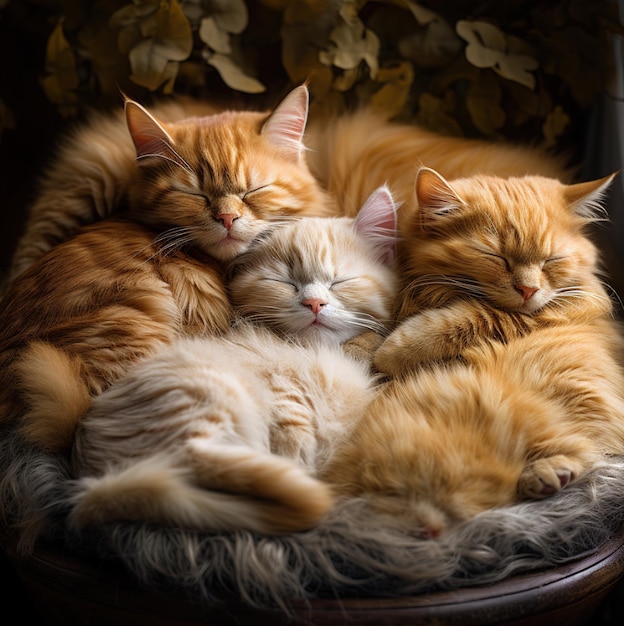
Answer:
[
  {"left": 322, "top": 169, "right": 624, "bottom": 537},
  {"left": 7, "top": 85, "right": 333, "bottom": 285},
  {"left": 68, "top": 187, "right": 398, "bottom": 535},
  {"left": 0, "top": 85, "right": 333, "bottom": 452}
]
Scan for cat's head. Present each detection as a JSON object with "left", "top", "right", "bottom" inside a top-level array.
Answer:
[
  {"left": 228, "top": 186, "right": 399, "bottom": 344},
  {"left": 124, "top": 85, "right": 333, "bottom": 261},
  {"left": 400, "top": 167, "right": 616, "bottom": 315}
]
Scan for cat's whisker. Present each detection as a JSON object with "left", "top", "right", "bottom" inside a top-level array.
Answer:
[
  {"left": 603, "top": 282, "right": 624, "bottom": 312},
  {"left": 401, "top": 275, "right": 486, "bottom": 297},
  {"left": 136, "top": 152, "right": 195, "bottom": 177},
  {"left": 553, "top": 287, "right": 612, "bottom": 305},
  {"left": 152, "top": 228, "right": 198, "bottom": 256},
  {"left": 346, "top": 313, "right": 390, "bottom": 335}
]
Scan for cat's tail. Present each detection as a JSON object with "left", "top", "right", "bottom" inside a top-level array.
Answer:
[
  {"left": 14, "top": 341, "right": 91, "bottom": 453},
  {"left": 68, "top": 447, "right": 335, "bottom": 534}
]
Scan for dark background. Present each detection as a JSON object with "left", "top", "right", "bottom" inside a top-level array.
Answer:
[{"left": 1, "top": 1, "right": 623, "bottom": 624}]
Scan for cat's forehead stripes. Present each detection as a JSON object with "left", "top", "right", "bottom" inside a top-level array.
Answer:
[{"left": 456, "top": 177, "right": 576, "bottom": 260}]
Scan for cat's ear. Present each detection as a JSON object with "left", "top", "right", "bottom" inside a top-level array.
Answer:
[
  {"left": 261, "top": 85, "right": 309, "bottom": 163},
  {"left": 354, "top": 185, "right": 399, "bottom": 265},
  {"left": 125, "top": 99, "right": 176, "bottom": 159},
  {"left": 563, "top": 171, "right": 619, "bottom": 221},
  {"left": 415, "top": 167, "right": 465, "bottom": 229}
]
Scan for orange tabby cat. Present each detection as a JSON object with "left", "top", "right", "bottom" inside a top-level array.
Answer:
[
  {"left": 323, "top": 169, "right": 624, "bottom": 537},
  {"left": 0, "top": 85, "right": 332, "bottom": 452},
  {"left": 7, "top": 86, "right": 333, "bottom": 284}
]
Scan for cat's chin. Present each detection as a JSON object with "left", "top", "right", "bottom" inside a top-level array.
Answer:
[
  {"left": 297, "top": 324, "right": 351, "bottom": 345},
  {"left": 207, "top": 237, "right": 250, "bottom": 261}
]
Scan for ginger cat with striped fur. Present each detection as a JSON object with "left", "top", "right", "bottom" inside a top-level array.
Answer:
[
  {"left": 69, "top": 188, "right": 398, "bottom": 534},
  {"left": 7, "top": 85, "right": 333, "bottom": 285},
  {"left": 0, "top": 86, "right": 332, "bottom": 452},
  {"left": 323, "top": 169, "right": 624, "bottom": 537}
]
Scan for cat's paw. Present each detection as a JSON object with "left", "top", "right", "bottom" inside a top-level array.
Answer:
[
  {"left": 343, "top": 331, "right": 385, "bottom": 364},
  {"left": 518, "top": 456, "right": 577, "bottom": 499}
]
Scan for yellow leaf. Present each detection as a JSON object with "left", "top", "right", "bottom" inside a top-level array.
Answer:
[
  {"left": 124, "top": 0, "right": 193, "bottom": 91},
  {"left": 370, "top": 61, "right": 414, "bottom": 119},
  {"left": 542, "top": 105, "right": 570, "bottom": 149},
  {"left": 457, "top": 20, "right": 538, "bottom": 90},
  {"left": 333, "top": 67, "right": 360, "bottom": 92},
  {"left": 154, "top": 0, "right": 193, "bottom": 62},
  {"left": 399, "top": 0, "right": 462, "bottom": 68},
  {"left": 129, "top": 39, "right": 172, "bottom": 89},
  {"left": 206, "top": 53, "right": 266, "bottom": 93},
  {"left": 319, "top": 17, "right": 379, "bottom": 77},
  {"left": 199, "top": 16, "right": 232, "bottom": 53},
  {"left": 209, "top": 0, "right": 249, "bottom": 35},
  {"left": 79, "top": 16, "right": 131, "bottom": 98},
  {"left": 457, "top": 20, "right": 505, "bottom": 68},
  {"left": 42, "top": 21, "right": 79, "bottom": 115},
  {"left": 281, "top": 0, "right": 333, "bottom": 83}
]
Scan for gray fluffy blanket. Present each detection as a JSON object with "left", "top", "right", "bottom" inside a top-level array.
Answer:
[{"left": 1, "top": 424, "right": 624, "bottom": 611}]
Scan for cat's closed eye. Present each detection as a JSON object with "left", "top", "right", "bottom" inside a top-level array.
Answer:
[
  {"left": 543, "top": 256, "right": 564, "bottom": 266},
  {"left": 243, "top": 184, "right": 273, "bottom": 200},
  {"left": 330, "top": 278, "right": 356, "bottom": 287},
  {"left": 481, "top": 250, "right": 511, "bottom": 271},
  {"left": 262, "top": 277, "right": 297, "bottom": 289}
]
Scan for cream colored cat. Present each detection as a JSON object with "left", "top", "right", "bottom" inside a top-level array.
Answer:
[
  {"left": 0, "top": 86, "right": 333, "bottom": 452},
  {"left": 323, "top": 169, "right": 624, "bottom": 538},
  {"left": 69, "top": 187, "right": 398, "bottom": 534}
]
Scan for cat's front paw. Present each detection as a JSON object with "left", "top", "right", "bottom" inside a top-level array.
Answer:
[
  {"left": 518, "top": 456, "right": 578, "bottom": 499},
  {"left": 343, "top": 331, "right": 385, "bottom": 364}
]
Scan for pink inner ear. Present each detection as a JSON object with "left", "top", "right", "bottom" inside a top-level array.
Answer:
[
  {"left": 261, "top": 85, "right": 309, "bottom": 160},
  {"left": 416, "top": 168, "right": 463, "bottom": 215},
  {"left": 354, "top": 186, "right": 398, "bottom": 265},
  {"left": 125, "top": 101, "right": 175, "bottom": 158}
]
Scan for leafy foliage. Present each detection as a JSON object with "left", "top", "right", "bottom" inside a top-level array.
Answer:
[{"left": 2, "top": 0, "right": 623, "bottom": 152}]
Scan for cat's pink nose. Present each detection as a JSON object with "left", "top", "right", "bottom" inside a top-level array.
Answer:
[
  {"left": 515, "top": 284, "right": 538, "bottom": 301},
  {"left": 303, "top": 298, "right": 327, "bottom": 315},
  {"left": 217, "top": 213, "right": 239, "bottom": 230}
]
